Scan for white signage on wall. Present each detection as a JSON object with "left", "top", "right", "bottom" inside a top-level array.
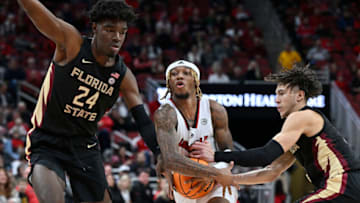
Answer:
[{"left": 156, "top": 87, "right": 326, "bottom": 108}]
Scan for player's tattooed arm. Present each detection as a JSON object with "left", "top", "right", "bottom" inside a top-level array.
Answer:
[
  {"left": 154, "top": 104, "right": 225, "bottom": 178},
  {"left": 210, "top": 100, "right": 233, "bottom": 151}
]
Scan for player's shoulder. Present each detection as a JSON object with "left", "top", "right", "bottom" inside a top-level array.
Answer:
[
  {"left": 208, "top": 99, "right": 226, "bottom": 112},
  {"left": 287, "top": 109, "right": 320, "bottom": 123},
  {"left": 154, "top": 103, "right": 176, "bottom": 117},
  {"left": 154, "top": 103, "right": 178, "bottom": 124}
]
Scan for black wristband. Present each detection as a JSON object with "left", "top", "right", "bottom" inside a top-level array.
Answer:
[{"left": 214, "top": 139, "right": 284, "bottom": 167}]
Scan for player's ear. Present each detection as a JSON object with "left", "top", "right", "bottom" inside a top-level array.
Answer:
[
  {"left": 92, "top": 22, "right": 97, "bottom": 34},
  {"left": 296, "top": 89, "right": 305, "bottom": 102}
]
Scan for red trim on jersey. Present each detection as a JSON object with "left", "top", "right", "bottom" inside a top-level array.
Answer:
[
  {"left": 321, "top": 132, "right": 350, "bottom": 171},
  {"left": 194, "top": 99, "right": 200, "bottom": 128},
  {"left": 170, "top": 98, "right": 200, "bottom": 130}
]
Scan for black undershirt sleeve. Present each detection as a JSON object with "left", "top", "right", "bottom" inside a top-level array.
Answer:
[
  {"left": 214, "top": 139, "right": 284, "bottom": 167},
  {"left": 130, "top": 104, "right": 161, "bottom": 157}
]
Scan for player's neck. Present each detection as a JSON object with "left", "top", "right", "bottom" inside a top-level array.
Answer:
[
  {"left": 172, "top": 95, "right": 198, "bottom": 118},
  {"left": 291, "top": 103, "right": 307, "bottom": 114},
  {"left": 91, "top": 42, "right": 116, "bottom": 67}
]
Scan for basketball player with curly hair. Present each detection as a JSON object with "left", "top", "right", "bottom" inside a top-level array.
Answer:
[
  {"left": 17, "top": 0, "right": 160, "bottom": 202},
  {"left": 154, "top": 60, "right": 238, "bottom": 203},
  {"left": 190, "top": 65, "right": 360, "bottom": 202}
]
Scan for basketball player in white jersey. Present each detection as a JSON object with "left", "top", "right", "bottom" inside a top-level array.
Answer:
[{"left": 154, "top": 60, "right": 238, "bottom": 203}]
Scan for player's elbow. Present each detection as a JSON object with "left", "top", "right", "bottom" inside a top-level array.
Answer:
[{"left": 162, "top": 153, "right": 183, "bottom": 170}]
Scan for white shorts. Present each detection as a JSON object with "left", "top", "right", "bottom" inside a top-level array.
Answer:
[
  {"left": 173, "top": 184, "right": 238, "bottom": 203},
  {"left": 173, "top": 162, "right": 238, "bottom": 203}
]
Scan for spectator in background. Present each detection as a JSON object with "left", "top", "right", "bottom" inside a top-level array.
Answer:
[
  {"left": 143, "top": 35, "right": 162, "bottom": 60},
  {"left": 200, "top": 42, "right": 216, "bottom": 70},
  {"left": 117, "top": 174, "right": 132, "bottom": 203},
  {"left": 154, "top": 177, "right": 172, "bottom": 203},
  {"left": 351, "top": 69, "right": 360, "bottom": 96},
  {"left": 133, "top": 48, "right": 153, "bottom": 75},
  {"left": 4, "top": 57, "right": 26, "bottom": 102},
  {"left": 0, "top": 140, "right": 15, "bottom": 170},
  {"left": 306, "top": 39, "right": 329, "bottom": 65},
  {"left": 244, "top": 60, "right": 262, "bottom": 80},
  {"left": 130, "top": 151, "right": 153, "bottom": 175},
  {"left": 278, "top": 43, "right": 302, "bottom": 70},
  {"left": 186, "top": 45, "right": 202, "bottom": 65},
  {"left": 0, "top": 82, "right": 14, "bottom": 108},
  {"left": 0, "top": 168, "right": 20, "bottom": 202},
  {"left": 131, "top": 169, "right": 153, "bottom": 203},
  {"left": 15, "top": 165, "right": 39, "bottom": 203},
  {"left": 111, "top": 145, "right": 132, "bottom": 168},
  {"left": 107, "top": 171, "right": 121, "bottom": 203},
  {"left": 16, "top": 101, "right": 31, "bottom": 127},
  {"left": 208, "top": 61, "right": 230, "bottom": 83}
]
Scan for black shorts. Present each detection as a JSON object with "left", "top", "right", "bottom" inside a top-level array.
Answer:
[
  {"left": 27, "top": 130, "right": 108, "bottom": 202},
  {"left": 295, "top": 171, "right": 360, "bottom": 203}
]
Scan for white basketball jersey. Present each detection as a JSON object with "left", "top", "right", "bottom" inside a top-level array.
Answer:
[
  {"left": 164, "top": 98, "right": 239, "bottom": 203},
  {"left": 162, "top": 98, "right": 216, "bottom": 152}
]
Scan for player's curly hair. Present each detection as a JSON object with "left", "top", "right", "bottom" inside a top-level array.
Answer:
[
  {"left": 89, "top": 0, "right": 136, "bottom": 24},
  {"left": 265, "top": 64, "right": 322, "bottom": 100}
]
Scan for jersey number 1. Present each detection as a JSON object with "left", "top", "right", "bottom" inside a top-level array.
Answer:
[{"left": 72, "top": 86, "right": 99, "bottom": 109}]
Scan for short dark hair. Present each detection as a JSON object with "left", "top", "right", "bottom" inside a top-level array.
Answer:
[
  {"left": 89, "top": 0, "right": 136, "bottom": 24},
  {"left": 265, "top": 64, "right": 323, "bottom": 100}
]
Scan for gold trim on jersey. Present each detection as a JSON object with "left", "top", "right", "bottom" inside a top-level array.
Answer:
[
  {"left": 301, "top": 135, "right": 347, "bottom": 202},
  {"left": 25, "top": 63, "right": 55, "bottom": 160}
]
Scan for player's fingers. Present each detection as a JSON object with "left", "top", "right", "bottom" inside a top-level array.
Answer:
[
  {"left": 189, "top": 144, "right": 202, "bottom": 151},
  {"left": 168, "top": 185, "right": 174, "bottom": 200},
  {"left": 189, "top": 150, "right": 201, "bottom": 155},
  {"left": 189, "top": 154, "right": 201, "bottom": 159},
  {"left": 227, "top": 185, "right": 232, "bottom": 195},
  {"left": 228, "top": 161, "right": 234, "bottom": 170}
]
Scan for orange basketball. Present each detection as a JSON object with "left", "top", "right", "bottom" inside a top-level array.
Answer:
[{"left": 172, "top": 158, "right": 215, "bottom": 199}]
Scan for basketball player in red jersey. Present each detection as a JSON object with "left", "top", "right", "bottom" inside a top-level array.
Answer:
[
  {"left": 154, "top": 60, "right": 238, "bottom": 203},
  {"left": 17, "top": 0, "right": 160, "bottom": 202}
]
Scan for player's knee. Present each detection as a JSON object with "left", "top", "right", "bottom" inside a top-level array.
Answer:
[{"left": 208, "top": 197, "right": 230, "bottom": 203}]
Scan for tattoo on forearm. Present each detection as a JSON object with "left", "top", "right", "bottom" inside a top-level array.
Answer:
[{"left": 154, "top": 104, "right": 220, "bottom": 177}]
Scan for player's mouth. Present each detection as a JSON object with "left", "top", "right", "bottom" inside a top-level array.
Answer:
[
  {"left": 176, "top": 81, "right": 185, "bottom": 88},
  {"left": 111, "top": 44, "right": 120, "bottom": 52}
]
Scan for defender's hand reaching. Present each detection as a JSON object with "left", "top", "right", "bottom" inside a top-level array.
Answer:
[{"left": 189, "top": 141, "right": 215, "bottom": 162}]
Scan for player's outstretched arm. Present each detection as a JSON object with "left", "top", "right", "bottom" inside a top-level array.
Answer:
[
  {"left": 120, "top": 69, "right": 160, "bottom": 156},
  {"left": 17, "top": 0, "right": 82, "bottom": 61},
  {"left": 233, "top": 151, "right": 295, "bottom": 185},
  {"left": 193, "top": 111, "right": 308, "bottom": 166},
  {"left": 154, "top": 104, "right": 233, "bottom": 183}
]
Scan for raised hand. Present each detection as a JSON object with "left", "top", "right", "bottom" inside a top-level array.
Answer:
[{"left": 189, "top": 141, "right": 215, "bottom": 162}]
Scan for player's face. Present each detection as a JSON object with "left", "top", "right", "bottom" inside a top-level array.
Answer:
[
  {"left": 169, "top": 67, "right": 196, "bottom": 99},
  {"left": 93, "top": 20, "right": 128, "bottom": 57},
  {"left": 275, "top": 84, "right": 299, "bottom": 118}
]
